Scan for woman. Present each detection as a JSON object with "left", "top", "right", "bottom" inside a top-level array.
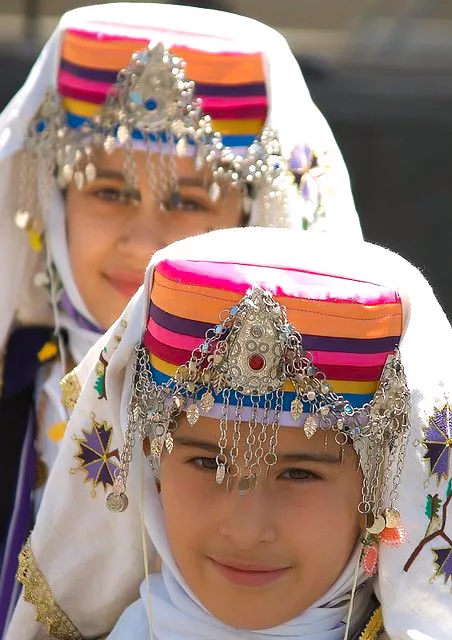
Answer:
[
  {"left": 8, "top": 227, "right": 451, "bottom": 639},
  {"left": 0, "top": 2, "right": 362, "bottom": 631}
]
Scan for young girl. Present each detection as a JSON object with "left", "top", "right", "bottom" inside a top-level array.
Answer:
[
  {"left": 0, "top": 2, "right": 363, "bottom": 631},
  {"left": 8, "top": 227, "right": 451, "bottom": 639}
]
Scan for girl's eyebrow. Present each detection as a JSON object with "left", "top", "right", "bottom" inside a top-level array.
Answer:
[
  {"left": 94, "top": 169, "right": 126, "bottom": 181},
  {"left": 94, "top": 172, "right": 206, "bottom": 189},
  {"left": 173, "top": 436, "right": 340, "bottom": 465},
  {"left": 178, "top": 177, "right": 207, "bottom": 188},
  {"left": 279, "top": 452, "right": 340, "bottom": 465},
  {"left": 173, "top": 436, "right": 218, "bottom": 453}
]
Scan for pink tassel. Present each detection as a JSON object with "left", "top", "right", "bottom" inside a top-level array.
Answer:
[{"left": 362, "top": 543, "right": 379, "bottom": 576}]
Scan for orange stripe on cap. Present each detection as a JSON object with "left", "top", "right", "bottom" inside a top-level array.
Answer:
[
  {"left": 151, "top": 272, "right": 403, "bottom": 340},
  {"left": 62, "top": 30, "right": 266, "bottom": 84}
]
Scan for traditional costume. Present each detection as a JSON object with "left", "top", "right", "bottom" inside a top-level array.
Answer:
[{"left": 7, "top": 227, "right": 452, "bottom": 640}]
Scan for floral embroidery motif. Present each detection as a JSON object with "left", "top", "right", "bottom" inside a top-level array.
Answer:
[
  {"left": 114, "top": 318, "right": 128, "bottom": 345},
  {"left": 72, "top": 414, "right": 119, "bottom": 497},
  {"left": 423, "top": 404, "right": 452, "bottom": 482},
  {"left": 404, "top": 404, "right": 452, "bottom": 584},
  {"left": 94, "top": 348, "right": 108, "bottom": 400},
  {"left": 94, "top": 320, "right": 128, "bottom": 400},
  {"left": 289, "top": 142, "right": 331, "bottom": 230},
  {"left": 60, "top": 369, "right": 81, "bottom": 412},
  {"left": 432, "top": 544, "right": 452, "bottom": 585},
  {"left": 17, "top": 539, "right": 84, "bottom": 639}
]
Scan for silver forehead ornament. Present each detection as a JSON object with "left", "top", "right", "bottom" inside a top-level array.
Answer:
[
  {"left": 107, "top": 286, "right": 410, "bottom": 534},
  {"left": 16, "top": 43, "right": 298, "bottom": 235}
]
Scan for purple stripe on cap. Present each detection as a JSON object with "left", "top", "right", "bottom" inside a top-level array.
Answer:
[
  {"left": 60, "top": 58, "right": 267, "bottom": 99},
  {"left": 60, "top": 58, "right": 117, "bottom": 83},
  {"left": 149, "top": 301, "right": 212, "bottom": 338},
  {"left": 148, "top": 302, "right": 400, "bottom": 354},
  {"left": 196, "top": 82, "right": 266, "bottom": 97}
]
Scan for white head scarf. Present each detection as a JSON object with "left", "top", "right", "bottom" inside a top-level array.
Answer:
[
  {"left": 0, "top": 3, "right": 362, "bottom": 356},
  {"left": 7, "top": 228, "right": 452, "bottom": 640}
]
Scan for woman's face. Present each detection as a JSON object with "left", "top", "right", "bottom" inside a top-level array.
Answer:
[
  {"left": 160, "top": 415, "right": 363, "bottom": 630},
  {"left": 66, "top": 150, "right": 243, "bottom": 329}
]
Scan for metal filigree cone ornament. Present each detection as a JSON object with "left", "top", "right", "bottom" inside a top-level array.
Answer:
[
  {"left": 16, "top": 41, "right": 301, "bottom": 234},
  {"left": 107, "top": 286, "right": 411, "bottom": 533}
]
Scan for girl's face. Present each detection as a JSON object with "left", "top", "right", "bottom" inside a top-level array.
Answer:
[
  {"left": 66, "top": 150, "right": 243, "bottom": 329},
  {"left": 160, "top": 415, "right": 363, "bottom": 630}
]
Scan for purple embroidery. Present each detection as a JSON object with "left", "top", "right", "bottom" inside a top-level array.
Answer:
[
  {"left": 94, "top": 349, "right": 108, "bottom": 400},
  {"left": 73, "top": 417, "right": 119, "bottom": 493},
  {"left": 432, "top": 547, "right": 452, "bottom": 585},
  {"left": 289, "top": 143, "right": 316, "bottom": 172},
  {"left": 423, "top": 405, "right": 452, "bottom": 482},
  {"left": 404, "top": 405, "right": 452, "bottom": 582}
]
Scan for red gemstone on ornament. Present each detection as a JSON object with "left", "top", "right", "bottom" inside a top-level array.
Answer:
[{"left": 248, "top": 353, "right": 265, "bottom": 371}]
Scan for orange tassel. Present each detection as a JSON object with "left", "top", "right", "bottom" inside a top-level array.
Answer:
[{"left": 380, "top": 525, "right": 406, "bottom": 548}]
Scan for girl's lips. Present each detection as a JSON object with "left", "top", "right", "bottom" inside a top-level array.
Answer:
[
  {"left": 208, "top": 557, "right": 290, "bottom": 587},
  {"left": 104, "top": 273, "right": 143, "bottom": 299}
]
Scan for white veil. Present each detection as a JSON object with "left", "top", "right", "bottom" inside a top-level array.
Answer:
[{"left": 7, "top": 228, "right": 452, "bottom": 640}]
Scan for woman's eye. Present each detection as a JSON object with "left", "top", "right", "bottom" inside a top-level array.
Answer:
[
  {"left": 279, "top": 468, "right": 320, "bottom": 482},
  {"left": 190, "top": 456, "right": 218, "bottom": 471}
]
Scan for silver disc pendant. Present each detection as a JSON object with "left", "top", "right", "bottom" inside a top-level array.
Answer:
[{"left": 106, "top": 492, "right": 129, "bottom": 513}]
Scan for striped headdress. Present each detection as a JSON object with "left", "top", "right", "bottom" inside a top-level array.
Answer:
[
  {"left": 58, "top": 26, "right": 268, "bottom": 153},
  {"left": 144, "top": 256, "right": 403, "bottom": 425},
  {"left": 22, "top": 8, "right": 300, "bottom": 229}
]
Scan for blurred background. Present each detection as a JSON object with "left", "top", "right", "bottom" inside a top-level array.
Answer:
[{"left": 0, "top": 0, "right": 451, "bottom": 314}]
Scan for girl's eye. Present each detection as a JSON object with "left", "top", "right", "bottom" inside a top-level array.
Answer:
[
  {"left": 279, "top": 468, "right": 320, "bottom": 482},
  {"left": 190, "top": 456, "right": 218, "bottom": 471},
  {"left": 181, "top": 199, "right": 207, "bottom": 212},
  {"left": 93, "top": 188, "right": 122, "bottom": 202},
  {"left": 93, "top": 187, "right": 140, "bottom": 205},
  {"left": 164, "top": 194, "right": 211, "bottom": 213}
]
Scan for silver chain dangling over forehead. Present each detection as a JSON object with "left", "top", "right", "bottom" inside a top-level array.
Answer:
[{"left": 107, "top": 286, "right": 410, "bottom": 520}]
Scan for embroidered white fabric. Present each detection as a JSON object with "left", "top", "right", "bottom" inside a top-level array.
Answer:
[{"left": 7, "top": 228, "right": 452, "bottom": 640}]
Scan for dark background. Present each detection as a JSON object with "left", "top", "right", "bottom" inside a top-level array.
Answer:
[{"left": 1, "top": 0, "right": 451, "bottom": 315}]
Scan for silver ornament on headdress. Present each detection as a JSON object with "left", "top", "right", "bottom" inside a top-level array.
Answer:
[
  {"left": 16, "top": 42, "right": 303, "bottom": 233},
  {"left": 107, "top": 287, "right": 410, "bottom": 532}
]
